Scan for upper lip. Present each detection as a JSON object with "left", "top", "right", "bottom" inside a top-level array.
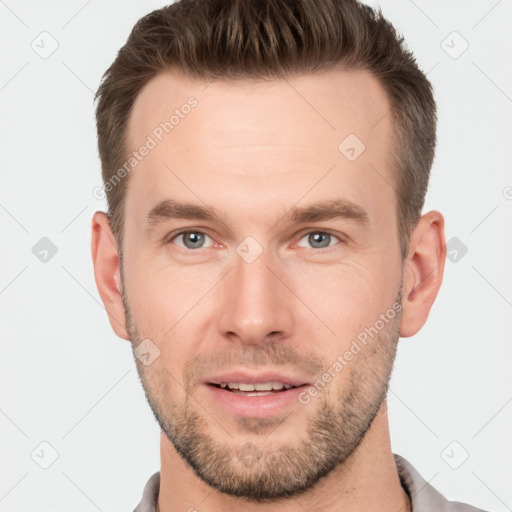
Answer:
[{"left": 203, "top": 370, "right": 310, "bottom": 387}]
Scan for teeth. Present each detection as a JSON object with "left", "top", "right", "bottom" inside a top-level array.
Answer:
[
  {"left": 218, "top": 381, "right": 296, "bottom": 391},
  {"left": 254, "top": 383, "right": 273, "bottom": 391}
]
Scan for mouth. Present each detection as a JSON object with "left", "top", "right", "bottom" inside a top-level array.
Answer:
[
  {"left": 208, "top": 381, "right": 305, "bottom": 396},
  {"left": 203, "top": 373, "right": 311, "bottom": 417}
]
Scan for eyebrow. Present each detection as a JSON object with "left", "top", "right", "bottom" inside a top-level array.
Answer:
[{"left": 145, "top": 198, "right": 369, "bottom": 229}]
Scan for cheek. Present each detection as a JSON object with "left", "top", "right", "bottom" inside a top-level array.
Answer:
[
  {"left": 124, "top": 270, "right": 172, "bottom": 338},
  {"left": 285, "top": 255, "right": 401, "bottom": 352},
  {"left": 123, "top": 253, "right": 224, "bottom": 342}
]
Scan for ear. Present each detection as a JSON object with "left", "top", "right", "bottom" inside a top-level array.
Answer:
[
  {"left": 91, "top": 211, "right": 130, "bottom": 340},
  {"left": 399, "top": 210, "right": 446, "bottom": 338}
]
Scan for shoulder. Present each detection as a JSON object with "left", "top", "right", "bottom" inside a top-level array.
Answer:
[
  {"left": 132, "top": 471, "right": 160, "bottom": 512},
  {"left": 394, "top": 454, "right": 491, "bottom": 512}
]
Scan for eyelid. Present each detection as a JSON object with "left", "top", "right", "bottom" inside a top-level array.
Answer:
[
  {"left": 165, "top": 228, "right": 216, "bottom": 249},
  {"left": 294, "top": 230, "right": 345, "bottom": 250},
  {"left": 163, "top": 228, "right": 346, "bottom": 251}
]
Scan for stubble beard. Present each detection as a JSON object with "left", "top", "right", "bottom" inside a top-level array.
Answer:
[{"left": 121, "top": 274, "right": 402, "bottom": 501}]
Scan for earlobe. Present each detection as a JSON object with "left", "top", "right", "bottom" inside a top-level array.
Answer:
[
  {"left": 91, "top": 211, "right": 130, "bottom": 340},
  {"left": 399, "top": 211, "right": 446, "bottom": 338}
]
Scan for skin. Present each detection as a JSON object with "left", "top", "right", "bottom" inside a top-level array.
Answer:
[{"left": 91, "top": 68, "right": 446, "bottom": 512}]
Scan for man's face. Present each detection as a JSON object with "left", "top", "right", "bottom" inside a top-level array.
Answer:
[{"left": 121, "top": 69, "right": 405, "bottom": 500}]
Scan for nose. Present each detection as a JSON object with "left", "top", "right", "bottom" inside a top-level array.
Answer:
[{"left": 217, "top": 248, "right": 294, "bottom": 346}]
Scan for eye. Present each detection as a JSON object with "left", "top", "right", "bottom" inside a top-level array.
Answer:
[
  {"left": 167, "top": 230, "right": 342, "bottom": 251},
  {"left": 171, "top": 230, "right": 214, "bottom": 250},
  {"left": 296, "top": 231, "right": 342, "bottom": 250}
]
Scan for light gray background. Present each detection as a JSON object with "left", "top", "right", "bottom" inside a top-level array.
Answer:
[{"left": 1, "top": 1, "right": 511, "bottom": 511}]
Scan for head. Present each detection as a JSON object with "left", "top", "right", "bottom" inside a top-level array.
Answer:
[{"left": 92, "top": 0, "right": 445, "bottom": 502}]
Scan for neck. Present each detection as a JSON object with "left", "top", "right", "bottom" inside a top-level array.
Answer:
[{"left": 157, "top": 401, "right": 410, "bottom": 512}]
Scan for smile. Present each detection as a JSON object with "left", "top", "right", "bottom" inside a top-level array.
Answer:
[{"left": 213, "top": 381, "right": 298, "bottom": 394}]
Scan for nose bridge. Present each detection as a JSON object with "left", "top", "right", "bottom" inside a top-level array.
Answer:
[{"left": 218, "top": 247, "right": 293, "bottom": 344}]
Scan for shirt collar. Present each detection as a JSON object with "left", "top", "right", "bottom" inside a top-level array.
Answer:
[{"left": 133, "top": 454, "right": 480, "bottom": 511}]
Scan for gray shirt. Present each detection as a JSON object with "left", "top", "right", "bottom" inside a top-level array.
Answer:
[{"left": 133, "top": 454, "right": 488, "bottom": 511}]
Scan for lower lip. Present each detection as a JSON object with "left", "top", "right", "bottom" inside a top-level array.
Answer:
[{"left": 204, "top": 384, "right": 307, "bottom": 418}]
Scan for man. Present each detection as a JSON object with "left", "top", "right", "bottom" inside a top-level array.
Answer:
[{"left": 91, "top": 1, "right": 487, "bottom": 511}]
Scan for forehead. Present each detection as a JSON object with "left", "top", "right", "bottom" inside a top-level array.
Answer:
[
  {"left": 128, "top": 67, "right": 392, "bottom": 155},
  {"left": 125, "top": 68, "right": 395, "bottom": 227}
]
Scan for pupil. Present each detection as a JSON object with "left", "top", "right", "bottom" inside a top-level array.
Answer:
[
  {"left": 184, "top": 232, "right": 204, "bottom": 249},
  {"left": 309, "top": 232, "right": 330, "bottom": 248}
]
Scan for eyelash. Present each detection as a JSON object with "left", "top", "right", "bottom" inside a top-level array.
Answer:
[{"left": 166, "top": 229, "right": 345, "bottom": 252}]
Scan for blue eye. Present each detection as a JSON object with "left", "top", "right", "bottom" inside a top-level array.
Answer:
[
  {"left": 297, "top": 232, "right": 341, "bottom": 249},
  {"left": 172, "top": 231, "right": 214, "bottom": 249},
  {"left": 168, "top": 230, "right": 342, "bottom": 251}
]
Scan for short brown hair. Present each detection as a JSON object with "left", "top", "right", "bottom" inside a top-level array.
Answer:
[{"left": 95, "top": 0, "right": 436, "bottom": 259}]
